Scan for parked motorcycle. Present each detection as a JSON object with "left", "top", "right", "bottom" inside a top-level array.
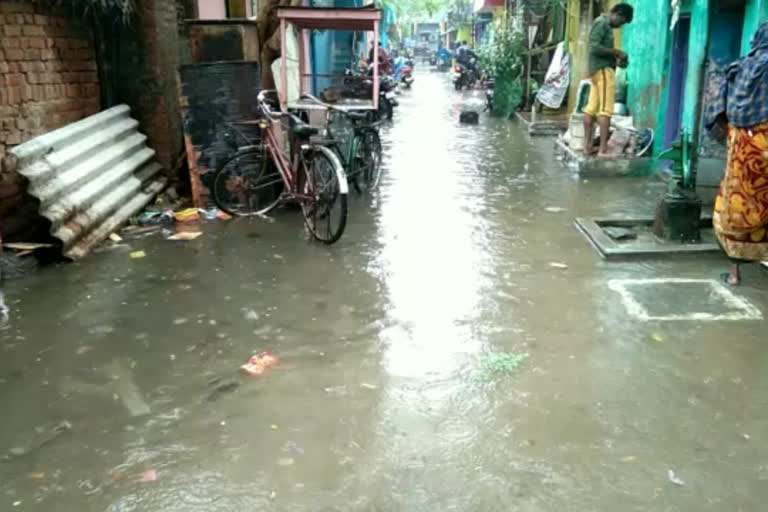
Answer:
[
  {"left": 342, "top": 68, "right": 398, "bottom": 121},
  {"left": 392, "top": 56, "right": 414, "bottom": 89}
]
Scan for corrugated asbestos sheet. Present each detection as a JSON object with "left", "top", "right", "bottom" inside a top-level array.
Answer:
[{"left": 10, "top": 105, "right": 166, "bottom": 260}]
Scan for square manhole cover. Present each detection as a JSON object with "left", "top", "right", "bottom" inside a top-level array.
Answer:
[{"left": 608, "top": 278, "right": 763, "bottom": 321}]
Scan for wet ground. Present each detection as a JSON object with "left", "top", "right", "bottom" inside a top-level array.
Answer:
[{"left": 2, "top": 69, "right": 768, "bottom": 511}]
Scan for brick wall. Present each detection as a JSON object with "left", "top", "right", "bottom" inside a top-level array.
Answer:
[
  {"left": 0, "top": 1, "right": 100, "bottom": 242},
  {"left": 0, "top": 1, "right": 100, "bottom": 178}
]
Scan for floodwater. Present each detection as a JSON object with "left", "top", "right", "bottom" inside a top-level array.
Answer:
[{"left": 2, "top": 69, "right": 768, "bottom": 511}]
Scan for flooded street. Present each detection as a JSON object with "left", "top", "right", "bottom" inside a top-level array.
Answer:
[{"left": 2, "top": 70, "right": 768, "bottom": 511}]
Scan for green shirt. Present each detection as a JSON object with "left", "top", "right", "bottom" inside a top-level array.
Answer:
[{"left": 588, "top": 14, "right": 615, "bottom": 76}]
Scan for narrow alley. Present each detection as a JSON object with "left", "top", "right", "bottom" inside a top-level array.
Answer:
[{"left": 1, "top": 71, "right": 768, "bottom": 511}]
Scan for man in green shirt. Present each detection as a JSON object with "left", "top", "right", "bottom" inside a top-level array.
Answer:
[{"left": 582, "top": 3, "right": 634, "bottom": 157}]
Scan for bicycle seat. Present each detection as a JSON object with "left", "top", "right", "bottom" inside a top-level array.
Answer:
[{"left": 290, "top": 119, "right": 319, "bottom": 138}]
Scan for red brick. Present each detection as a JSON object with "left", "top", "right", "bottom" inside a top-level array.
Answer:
[
  {"left": 4, "top": 48, "right": 22, "bottom": 60},
  {"left": 20, "top": 84, "right": 32, "bottom": 101},
  {"left": 0, "top": 3, "right": 34, "bottom": 14},
  {"left": 22, "top": 25, "right": 43, "bottom": 36},
  {"left": 5, "top": 130, "right": 22, "bottom": 145},
  {"left": 15, "top": 117, "right": 25, "bottom": 130},
  {"left": 45, "top": 37, "right": 54, "bottom": 48},
  {"left": 40, "top": 48, "right": 55, "bottom": 60},
  {"left": 83, "top": 83, "right": 99, "bottom": 96},
  {"left": 7, "top": 62, "right": 19, "bottom": 72},
  {"left": 6, "top": 73, "right": 23, "bottom": 86},
  {"left": 6, "top": 86, "right": 22, "bottom": 104},
  {"left": 3, "top": 25, "right": 21, "bottom": 36},
  {"left": 27, "top": 36, "right": 45, "bottom": 49},
  {"left": 66, "top": 84, "right": 80, "bottom": 98},
  {"left": 55, "top": 37, "right": 70, "bottom": 49},
  {"left": 23, "top": 14, "right": 34, "bottom": 24},
  {"left": 0, "top": 61, "right": 6, "bottom": 74},
  {"left": 20, "top": 61, "right": 44, "bottom": 72},
  {"left": 23, "top": 48, "right": 40, "bottom": 60},
  {"left": 45, "top": 60, "right": 65, "bottom": 72},
  {"left": 1, "top": 37, "right": 20, "bottom": 48},
  {"left": 34, "top": 14, "right": 48, "bottom": 25}
]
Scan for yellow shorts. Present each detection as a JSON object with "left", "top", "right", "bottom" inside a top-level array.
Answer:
[{"left": 583, "top": 68, "right": 615, "bottom": 118}]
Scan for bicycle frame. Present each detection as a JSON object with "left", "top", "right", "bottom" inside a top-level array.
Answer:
[{"left": 256, "top": 90, "right": 314, "bottom": 202}]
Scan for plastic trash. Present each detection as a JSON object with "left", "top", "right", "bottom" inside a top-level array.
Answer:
[
  {"left": 667, "top": 469, "right": 685, "bottom": 486},
  {"left": 240, "top": 352, "right": 279, "bottom": 375},
  {"left": 137, "top": 210, "right": 174, "bottom": 226},
  {"left": 167, "top": 231, "right": 202, "bottom": 241},
  {"left": 129, "top": 251, "right": 146, "bottom": 259},
  {"left": 142, "top": 469, "right": 157, "bottom": 482},
  {"left": 173, "top": 208, "right": 200, "bottom": 222}
]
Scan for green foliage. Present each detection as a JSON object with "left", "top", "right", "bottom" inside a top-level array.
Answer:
[
  {"left": 380, "top": 0, "right": 445, "bottom": 21},
  {"left": 480, "top": 351, "right": 530, "bottom": 378},
  {"left": 478, "top": 20, "right": 525, "bottom": 117}
]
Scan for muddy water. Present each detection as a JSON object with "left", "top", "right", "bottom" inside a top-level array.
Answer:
[{"left": 2, "top": 71, "right": 768, "bottom": 511}]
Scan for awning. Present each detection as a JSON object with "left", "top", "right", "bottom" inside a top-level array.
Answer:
[{"left": 277, "top": 6, "right": 381, "bottom": 31}]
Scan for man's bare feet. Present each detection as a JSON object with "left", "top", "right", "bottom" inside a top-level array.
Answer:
[
  {"left": 584, "top": 146, "right": 597, "bottom": 157},
  {"left": 597, "top": 151, "right": 612, "bottom": 158}
]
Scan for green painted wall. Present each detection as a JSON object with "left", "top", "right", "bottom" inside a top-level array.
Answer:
[
  {"left": 620, "top": 0, "right": 672, "bottom": 153},
  {"left": 742, "top": 0, "right": 768, "bottom": 54},
  {"left": 681, "top": 0, "right": 709, "bottom": 136}
]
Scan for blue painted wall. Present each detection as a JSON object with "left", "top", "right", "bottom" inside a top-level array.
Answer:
[{"left": 742, "top": 0, "right": 768, "bottom": 54}]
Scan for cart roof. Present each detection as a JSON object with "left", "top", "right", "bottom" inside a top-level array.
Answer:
[{"left": 276, "top": 6, "right": 382, "bottom": 31}]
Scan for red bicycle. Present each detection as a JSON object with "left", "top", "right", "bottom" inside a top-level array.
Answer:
[{"left": 212, "top": 90, "right": 348, "bottom": 244}]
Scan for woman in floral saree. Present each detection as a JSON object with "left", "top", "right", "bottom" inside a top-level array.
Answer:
[{"left": 706, "top": 21, "right": 768, "bottom": 286}]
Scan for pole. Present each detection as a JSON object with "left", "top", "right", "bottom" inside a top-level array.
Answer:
[
  {"left": 280, "top": 18, "right": 287, "bottom": 110},
  {"left": 373, "top": 20, "right": 379, "bottom": 110}
]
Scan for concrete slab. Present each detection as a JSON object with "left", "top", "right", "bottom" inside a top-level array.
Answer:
[
  {"left": 515, "top": 111, "right": 567, "bottom": 136},
  {"left": 575, "top": 217, "right": 721, "bottom": 259},
  {"left": 555, "top": 137, "right": 656, "bottom": 176},
  {"left": 608, "top": 278, "right": 763, "bottom": 321}
]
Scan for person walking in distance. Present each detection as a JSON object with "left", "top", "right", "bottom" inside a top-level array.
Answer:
[{"left": 582, "top": 3, "right": 634, "bottom": 157}]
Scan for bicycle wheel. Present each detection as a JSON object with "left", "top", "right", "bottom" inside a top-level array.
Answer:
[
  {"left": 212, "top": 148, "right": 284, "bottom": 216},
  {"left": 354, "top": 129, "right": 382, "bottom": 192},
  {"left": 300, "top": 145, "right": 348, "bottom": 244}
]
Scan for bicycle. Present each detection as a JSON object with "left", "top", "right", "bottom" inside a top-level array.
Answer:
[
  {"left": 301, "top": 94, "right": 383, "bottom": 193},
  {"left": 211, "top": 90, "right": 348, "bottom": 244}
]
